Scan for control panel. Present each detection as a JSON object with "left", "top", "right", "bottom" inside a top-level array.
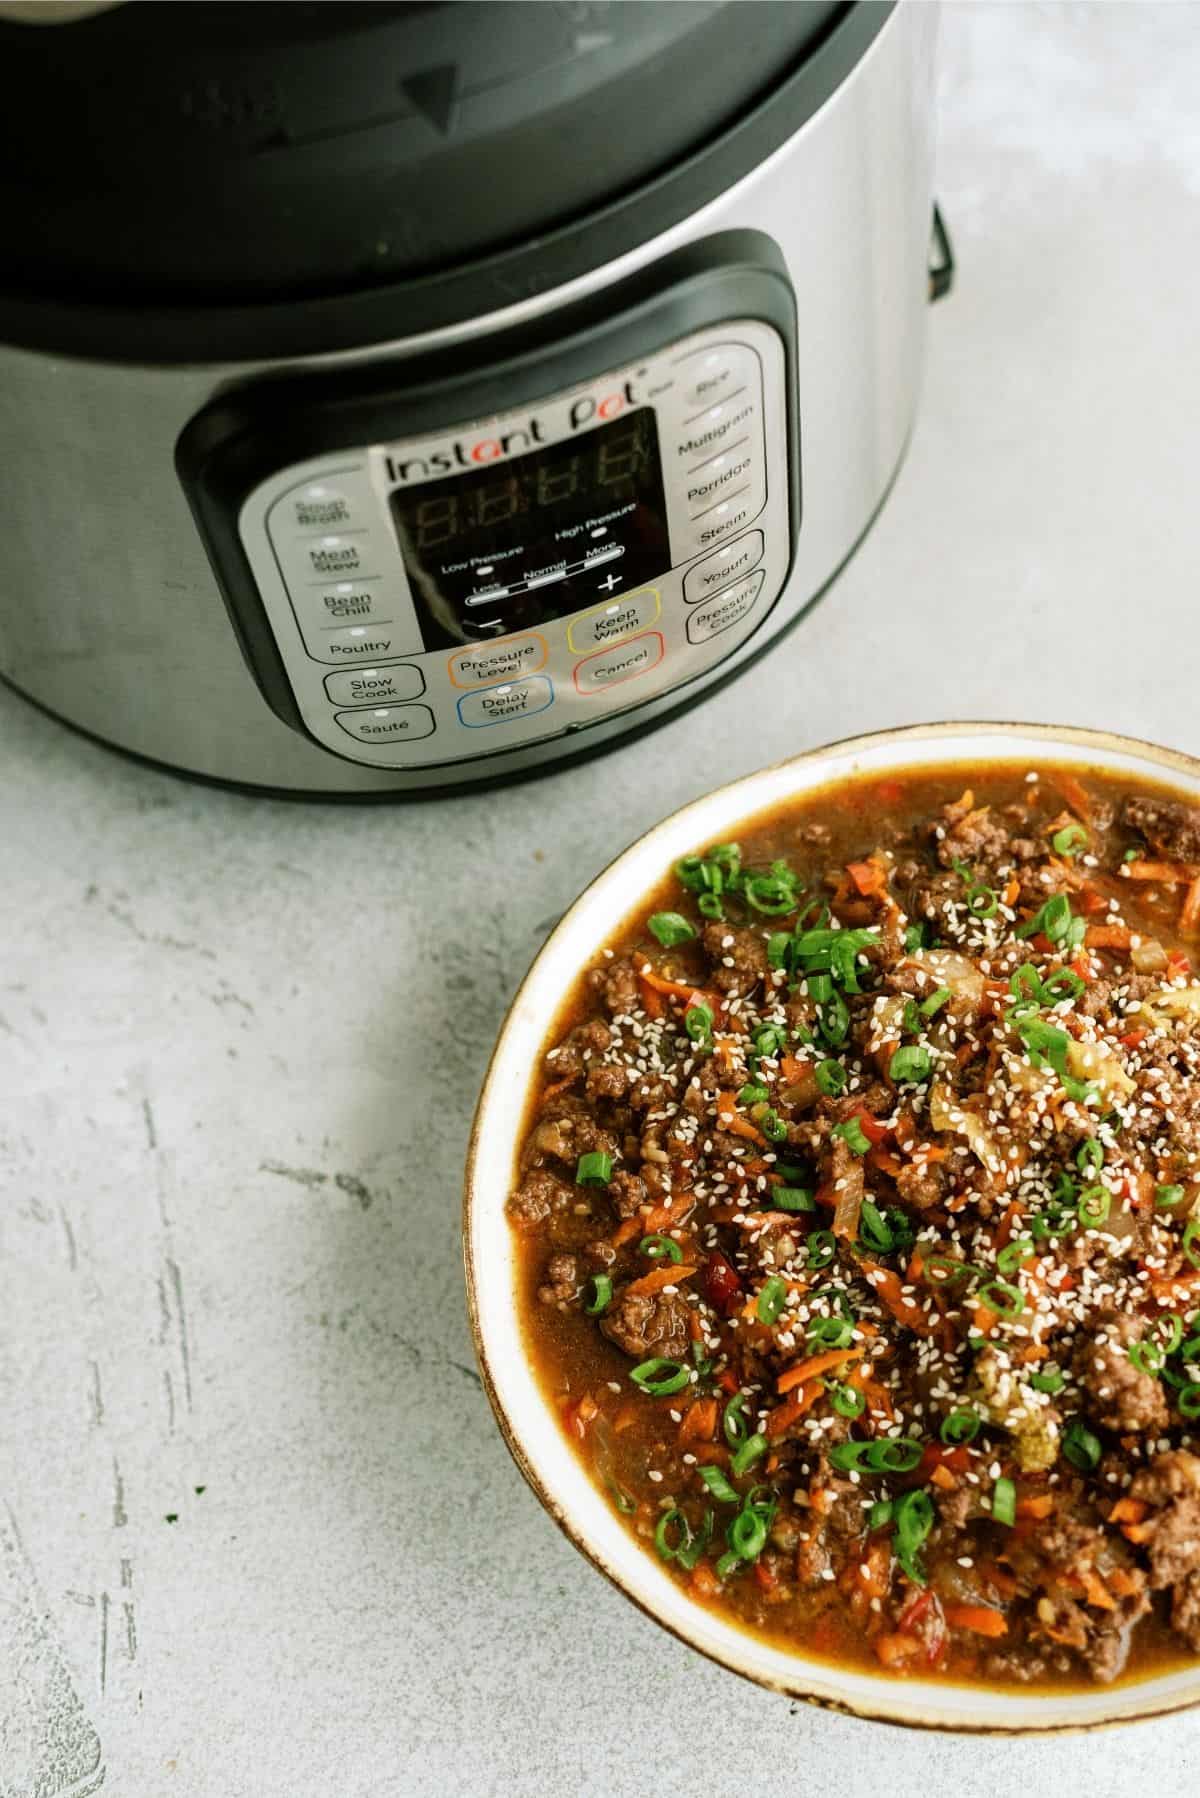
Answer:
[{"left": 232, "top": 318, "right": 792, "bottom": 769}]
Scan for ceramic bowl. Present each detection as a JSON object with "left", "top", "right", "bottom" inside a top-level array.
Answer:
[{"left": 464, "top": 722, "right": 1200, "bottom": 1731}]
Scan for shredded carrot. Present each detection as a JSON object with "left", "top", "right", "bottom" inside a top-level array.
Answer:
[
  {"left": 873, "top": 1632, "right": 922, "bottom": 1668},
  {"left": 1120, "top": 859, "right": 1199, "bottom": 884},
  {"left": 994, "top": 1202, "right": 1024, "bottom": 1252},
  {"left": 690, "top": 1564, "right": 721, "bottom": 1599},
  {"left": 979, "top": 1562, "right": 1021, "bottom": 1600},
  {"left": 1085, "top": 924, "right": 1134, "bottom": 951},
  {"left": 637, "top": 976, "right": 665, "bottom": 1019},
  {"left": 1108, "top": 1497, "right": 1149, "bottom": 1526},
  {"left": 766, "top": 1381, "right": 820, "bottom": 1438},
  {"left": 779, "top": 1053, "right": 809, "bottom": 1086},
  {"left": 776, "top": 1348, "right": 860, "bottom": 1393},
  {"left": 869, "top": 1147, "right": 905, "bottom": 1179},
  {"left": 930, "top": 1464, "right": 958, "bottom": 1491},
  {"left": 624, "top": 1262, "right": 696, "bottom": 1299},
  {"left": 611, "top": 1201, "right": 679, "bottom": 1246},
  {"left": 972, "top": 1305, "right": 998, "bottom": 1337},
  {"left": 1108, "top": 1567, "right": 1141, "bottom": 1599},
  {"left": 846, "top": 857, "right": 887, "bottom": 897},
  {"left": 943, "top": 1604, "right": 1008, "bottom": 1639},
  {"left": 1183, "top": 876, "right": 1200, "bottom": 934},
  {"left": 1149, "top": 1267, "right": 1200, "bottom": 1304},
  {"left": 1055, "top": 772, "right": 1092, "bottom": 822},
  {"left": 679, "top": 1398, "right": 718, "bottom": 1444},
  {"left": 636, "top": 968, "right": 722, "bottom": 1006},
  {"left": 539, "top": 1074, "right": 576, "bottom": 1103},
  {"left": 1002, "top": 876, "right": 1021, "bottom": 907},
  {"left": 1081, "top": 1568, "right": 1116, "bottom": 1611},
  {"left": 715, "top": 1093, "right": 768, "bottom": 1146},
  {"left": 860, "top": 1261, "right": 935, "bottom": 1335},
  {"left": 1015, "top": 1494, "right": 1054, "bottom": 1520},
  {"left": 1122, "top": 1521, "right": 1155, "bottom": 1545}
]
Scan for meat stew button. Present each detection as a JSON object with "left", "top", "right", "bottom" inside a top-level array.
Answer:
[
  {"left": 686, "top": 569, "right": 765, "bottom": 644},
  {"left": 573, "top": 631, "right": 664, "bottom": 694},
  {"left": 334, "top": 704, "right": 436, "bottom": 743},
  {"left": 683, "top": 529, "right": 764, "bottom": 603}
]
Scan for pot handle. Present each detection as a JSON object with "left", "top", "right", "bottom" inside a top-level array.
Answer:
[{"left": 928, "top": 204, "right": 955, "bottom": 302}]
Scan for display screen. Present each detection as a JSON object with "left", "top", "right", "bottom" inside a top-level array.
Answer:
[{"left": 389, "top": 408, "right": 670, "bottom": 648}]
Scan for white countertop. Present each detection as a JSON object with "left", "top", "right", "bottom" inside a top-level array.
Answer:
[{"left": 7, "top": 8, "right": 1200, "bottom": 1795}]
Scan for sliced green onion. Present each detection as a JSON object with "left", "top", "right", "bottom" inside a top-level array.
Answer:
[
  {"left": 583, "top": 1274, "right": 613, "bottom": 1315},
  {"left": 1028, "top": 1366, "right": 1064, "bottom": 1395},
  {"left": 1185, "top": 1219, "right": 1200, "bottom": 1271},
  {"left": 728, "top": 1502, "right": 769, "bottom": 1561},
  {"left": 807, "top": 972, "right": 833, "bottom": 1003},
  {"left": 920, "top": 986, "right": 952, "bottom": 1019},
  {"left": 904, "top": 924, "right": 930, "bottom": 952},
  {"left": 738, "top": 1082, "right": 769, "bottom": 1105},
  {"left": 731, "top": 1433, "right": 767, "bottom": 1477},
  {"left": 756, "top": 1276, "right": 787, "bottom": 1325},
  {"left": 1128, "top": 1339, "right": 1166, "bottom": 1377},
  {"left": 576, "top": 1151, "right": 613, "bottom": 1185},
  {"left": 1052, "top": 823, "right": 1089, "bottom": 857},
  {"left": 648, "top": 912, "right": 696, "bottom": 947},
  {"left": 923, "top": 1253, "right": 976, "bottom": 1287},
  {"left": 828, "top": 1381, "right": 866, "bottom": 1419},
  {"left": 965, "top": 883, "right": 999, "bottom": 919},
  {"left": 1076, "top": 1183, "right": 1111, "bottom": 1228},
  {"left": 893, "top": 1487, "right": 934, "bottom": 1584},
  {"left": 759, "top": 1108, "right": 788, "bottom": 1143},
  {"left": 774, "top": 1185, "right": 815, "bottom": 1213},
  {"left": 1010, "top": 964, "right": 1044, "bottom": 1004},
  {"left": 629, "top": 1357, "right": 690, "bottom": 1396},
  {"left": 1154, "top": 1313, "right": 1184, "bottom": 1356},
  {"left": 992, "top": 1475, "right": 1016, "bottom": 1527},
  {"left": 1062, "top": 1417, "right": 1102, "bottom": 1472},
  {"left": 997, "top": 1237, "right": 1036, "bottom": 1276},
  {"left": 815, "top": 1059, "right": 847, "bottom": 1096},
  {"left": 744, "top": 872, "right": 801, "bottom": 915},
  {"left": 868, "top": 1499, "right": 894, "bottom": 1530},
  {"left": 940, "top": 1408, "right": 981, "bottom": 1445},
  {"left": 685, "top": 1001, "right": 714, "bottom": 1051},
  {"left": 608, "top": 1481, "right": 636, "bottom": 1515},
  {"left": 1017, "top": 892, "right": 1075, "bottom": 945},
  {"left": 977, "top": 1278, "right": 1024, "bottom": 1317},
  {"left": 1156, "top": 1184, "right": 1185, "bottom": 1209},
  {"left": 1123, "top": 846, "right": 1140, "bottom": 862},
  {"left": 722, "top": 1393, "right": 750, "bottom": 1447},
  {"left": 639, "top": 1234, "right": 683, "bottom": 1264},
  {"left": 806, "top": 1229, "right": 836, "bottom": 1270},
  {"left": 828, "top": 1441, "right": 873, "bottom": 1472},
  {"left": 699, "top": 1465, "right": 740, "bottom": 1504},
  {"left": 832, "top": 1117, "right": 871, "bottom": 1156},
  {"left": 1041, "top": 968, "right": 1086, "bottom": 1003},
  {"left": 752, "top": 1024, "right": 786, "bottom": 1058},
  {"left": 818, "top": 991, "right": 852, "bottom": 1047},
  {"left": 1179, "top": 1383, "right": 1200, "bottom": 1419},
  {"left": 808, "top": 1315, "right": 855, "bottom": 1350},
  {"left": 870, "top": 1438, "right": 924, "bottom": 1473},
  {"left": 1076, "top": 1138, "right": 1104, "bottom": 1175},
  {"left": 654, "top": 1507, "right": 693, "bottom": 1561},
  {"left": 697, "top": 892, "right": 724, "bottom": 920},
  {"left": 889, "top": 1046, "right": 932, "bottom": 1084}
]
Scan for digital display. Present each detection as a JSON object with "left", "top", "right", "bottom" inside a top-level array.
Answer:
[{"left": 389, "top": 408, "right": 670, "bottom": 648}]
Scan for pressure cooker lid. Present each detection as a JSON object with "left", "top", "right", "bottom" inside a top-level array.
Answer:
[{"left": 0, "top": 0, "right": 853, "bottom": 307}]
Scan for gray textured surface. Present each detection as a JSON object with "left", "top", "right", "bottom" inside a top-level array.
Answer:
[{"left": 6, "top": 7, "right": 1200, "bottom": 1795}]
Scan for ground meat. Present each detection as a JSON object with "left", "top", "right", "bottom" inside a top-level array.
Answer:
[
  {"left": 1074, "top": 1308, "right": 1169, "bottom": 1434},
  {"left": 1123, "top": 795, "right": 1200, "bottom": 863},
  {"left": 585, "top": 1062, "right": 628, "bottom": 1101},
  {"left": 599, "top": 1287, "right": 691, "bottom": 1360},
  {"left": 627, "top": 1074, "right": 672, "bottom": 1112},
  {"left": 1129, "top": 1451, "right": 1200, "bottom": 1589},
  {"left": 588, "top": 956, "right": 641, "bottom": 1017},
  {"left": 584, "top": 1239, "right": 618, "bottom": 1268},
  {"left": 701, "top": 922, "right": 769, "bottom": 995},
  {"left": 1172, "top": 1569, "right": 1200, "bottom": 1650},
  {"left": 527, "top": 1111, "right": 621, "bottom": 1169},
  {"left": 538, "top": 1253, "right": 580, "bottom": 1306},
  {"left": 608, "top": 1170, "right": 647, "bottom": 1219},
  {"left": 544, "top": 1018, "right": 612, "bottom": 1078},
  {"left": 895, "top": 1159, "right": 946, "bottom": 1211},
  {"left": 907, "top": 867, "right": 964, "bottom": 926},
  {"left": 507, "top": 1168, "right": 573, "bottom": 1229},
  {"left": 933, "top": 804, "right": 1017, "bottom": 872}
]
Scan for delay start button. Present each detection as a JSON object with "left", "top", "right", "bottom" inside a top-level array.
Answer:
[
  {"left": 334, "top": 704, "right": 436, "bottom": 743},
  {"left": 457, "top": 675, "right": 554, "bottom": 728}
]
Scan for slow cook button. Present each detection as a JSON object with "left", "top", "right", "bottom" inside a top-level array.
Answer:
[
  {"left": 573, "top": 631, "right": 665, "bottom": 695},
  {"left": 448, "top": 634, "right": 547, "bottom": 688},
  {"left": 679, "top": 346, "right": 756, "bottom": 413},
  {"left": 566, "top": 588, "right": 660, "bottom": 653},
  {"left": 686, "top": 569, "right": 766, "bottom": 644},
  {"left": 683, "top": 530, "right": 764, "bottom": 604},
  {"left": 456, "top": 675, "right": 554, "bottom": 728},
  {"left": 334, "top": 704, "right": 436, "bottom": 744},
  {"left": 323, "top": 665, "right": 425, "bottom": 707},
  {"left": 314, "top": 625, "right": 409, "bottom": 664}
]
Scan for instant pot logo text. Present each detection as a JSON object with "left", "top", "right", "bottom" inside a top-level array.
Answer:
[{"left": 383, "top": 381, "right": 638, "bottom": 483}]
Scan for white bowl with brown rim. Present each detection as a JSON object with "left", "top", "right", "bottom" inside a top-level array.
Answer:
[{"left": 463, "top": 721, "right": 1200, "bottom": 1732}]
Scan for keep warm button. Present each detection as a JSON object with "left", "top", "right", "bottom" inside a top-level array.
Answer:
[
  {"left": 573, "top": 631, "right": 665, "bottom": 695},
  {"left": 457, "top": 675, "right": 554, "bottom": 728}
]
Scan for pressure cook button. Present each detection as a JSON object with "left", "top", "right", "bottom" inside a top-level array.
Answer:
[
  {"left": 335, "top": 704, "right": 436, "bottom": 744},
  {"left": 324, "top": 665, "right": 425, "bottom": 707},
  {"left": 456, "top": 675, "right": 554, "bottom": 727},
  {"left": 679, "top": 347, "right": 756, "bottom": 413},
  {"left": 448, "top": 634, "right": 547, "bottom": 689},
  {"left": 315, "top": 626, "right": 409, "bottom": 664},
  {"left": 686, "top": 569, "right": 766, "bottom": 645},
  {"left": 683, "top": 531, "right": 765, "bottom": 603},
  {"left": 566, "top": 588, "right": 660, "bottom": 653},
  {"left": 573, "top": 631, "right": 665, "bottom": 695}
]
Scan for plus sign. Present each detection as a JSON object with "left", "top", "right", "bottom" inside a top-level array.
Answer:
[{"left": 598, "top": 572, "right": 620, "bottom": 593}]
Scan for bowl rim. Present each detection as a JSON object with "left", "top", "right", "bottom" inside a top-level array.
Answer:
[{"left": 463, "top": 719, "right": 1200, "bottom": 1733}]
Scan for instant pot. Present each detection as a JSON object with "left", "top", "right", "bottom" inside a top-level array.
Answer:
[{"left": 0, "top": 0, "right": 945, "bottom": 795}]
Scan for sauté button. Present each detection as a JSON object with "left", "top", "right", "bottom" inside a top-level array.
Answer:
[
  {"left": 334, "top": 704, "right": 436, "bottom": 743},
  {"left": 448, "top": 634, "right": 547, "bottom": 688},
  {"left": 566, "top": 589, "right": 660, "bottom": 654},
  {"left": 683, "top": 530, "right": 765, "bottom": 604},
  {"left": 573, "top": 631, "right": 665, "bottom": 695},
  {"left": 324, "top": 665, "right": 425, "bottom": 707},
  {"left": 456, "top": 675, "right": 554, "bottom": 727},
  {"left": 686, "top": 569, "right": 766, "bottom": 644}
]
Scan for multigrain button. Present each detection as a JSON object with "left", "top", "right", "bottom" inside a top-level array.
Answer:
[
  {"left": 324, "top": 665, "right": 425, "bottom": 707},
  {"left": 334, "top": 704, "right": 435, "bottom": 743},
  {"left": 573, "top": 631, "right": 664, "bottom": 695},
  {"left": 456, "top": 675, "right": 554, "bottom": 727},
  {"left": 566, "top": 588, "right": 660, "bottom": 653},
  {"left": 314, "top": 625, "right": 408, "bottom": 664},
  {"left": 675, "top": 396, "right": 759, "bottom": 467},
  {"left": 686, "top": 569, "right": 765, "bottom": 644},
  {"left": 448, "top": 634, "right": 547, "bottom": 688},
  {"left": 683, "top": 531, "right": 764, "bottom": 604}
]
